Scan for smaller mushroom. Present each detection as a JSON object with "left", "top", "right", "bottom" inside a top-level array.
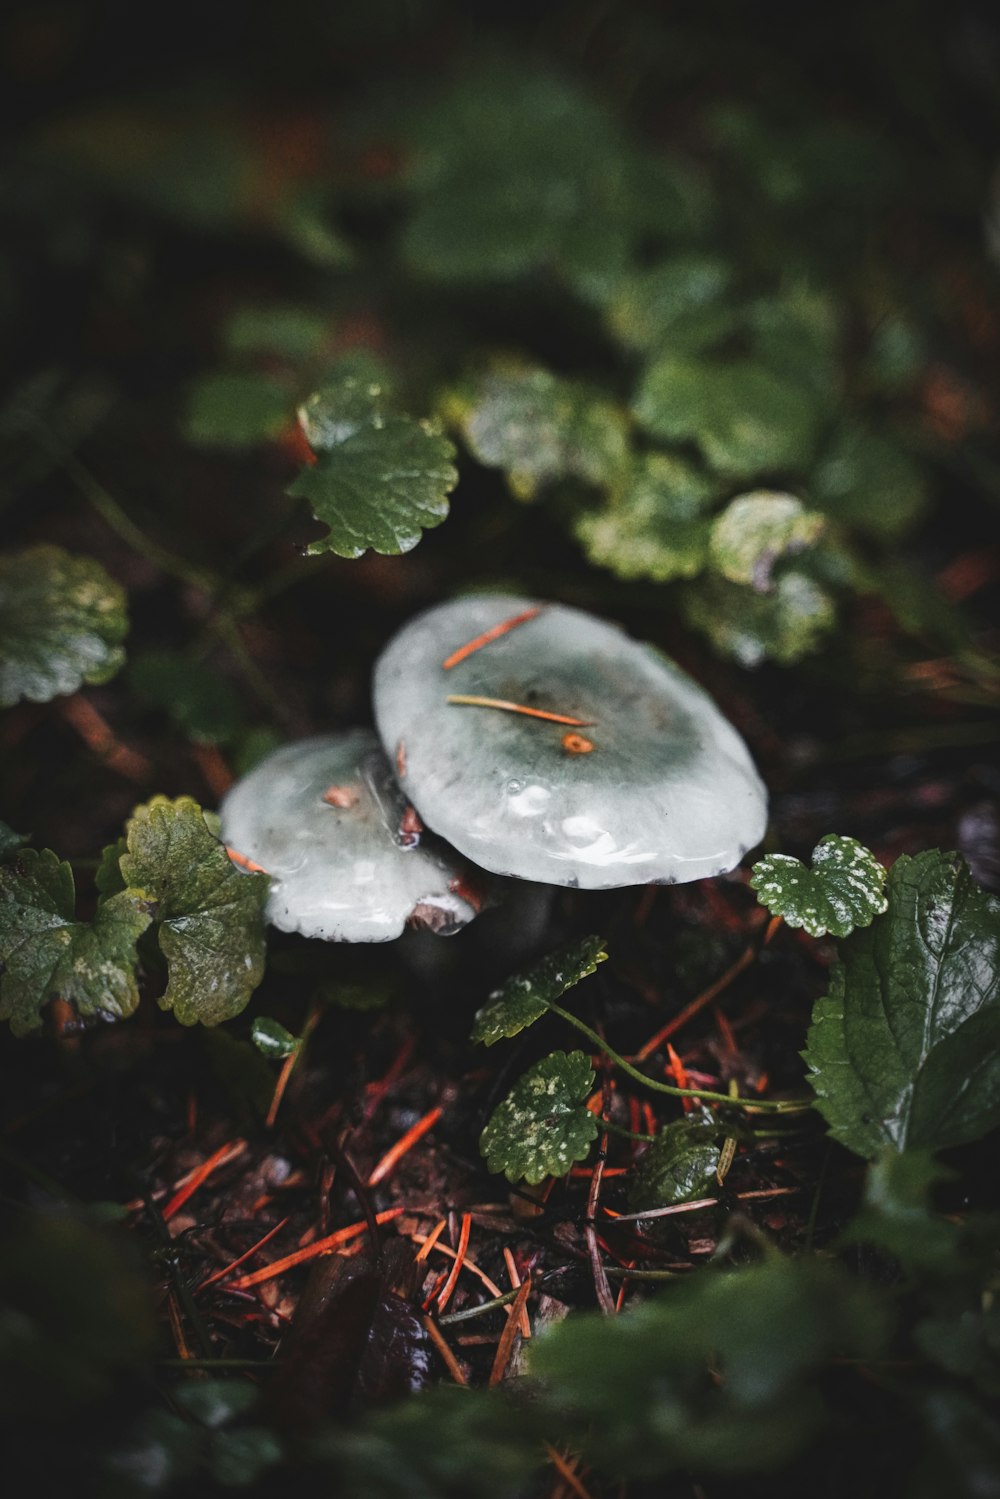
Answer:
[{"left": 219, "top": 730, "right": 483, "bottom": 941}]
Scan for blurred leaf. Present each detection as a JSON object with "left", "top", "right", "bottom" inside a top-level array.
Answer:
[
  {"left": 680, "top": 569, "right": 836, "bottom": 666},
  {"left": 0, "top": 821, "right": 28, "bottom": 859},
  {"left": 628, "top": 1117, "right": 721, "bottom": 1214},
  {"left": 119, "top": 796, "right": 268, "bottom": 1025},
  {"left": 747, "top": 286, "right": 840, "bottom": 396},
  {"left": 184, "top": 370, "right": 295, "bottom": 450},
  {"left": 750, "top": 834, "right": 888, "bottom": 938},
  {"left": 209, "top": 1427, "right": 284, "bottom": 1487},
  {"left": 574, "top": 451, "right": 718, "bottom": 582},
  {"left": 222, "top": 304, "right": 334, "bottom": 361},
  {"left": 128, "top": 650, "right": 247, "bottom": 745},
  {"left": 480, "top": 1050, "right": 598, "bottom": 1184},
  {"left": 472, "top": 934, "right": 607, "bottom": 1045},
  {"left": 251, "top": 1015, "right": 299, "bottom": 1059},
  {"left": 634, "top": 355, "right": 822, "bottom": 477},
  {"left": 606, "top": 254, "right": 735, "bottom": 352},
  {"left": 529, "top": 1255, "right": 887, "bottom": 1477},
  {"left": 0, "top": 545, "right": 128, "bottom": 707},
  {"left": 173, "top": 1378, "right": 261, "bottom": 1429},
  {"left": 709, "top": 491, "right": 825, "bottom": 591},
  {"left": 289, "top": 377, "right": 457, "bottom": 557},
  {"left": 805, "top": 851, "right": 1000, "bottom": 1156},
  {"left": 103, "top": 1407, "right": 201, "bottom": 1493},
  {"left": 456, "top": 367, "right": 628, "bottom": 500},
  {"left": 811, "top": 422, "right": 929, "bottom": 537},
  {"left": 0, "top": 849, "right": 151, "bottom": 1035},
  {"left": 911, "top": 1388, "right": 1000, "bottom": 1499}
]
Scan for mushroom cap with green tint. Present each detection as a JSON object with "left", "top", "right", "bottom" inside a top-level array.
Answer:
[
  {"left": 218, "top": 731, "right": 481, "bottom": 941},
  {"left": 373, "top": 596, "right": 768, "bottom": 889}
]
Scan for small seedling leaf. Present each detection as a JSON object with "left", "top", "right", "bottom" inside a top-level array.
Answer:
[
  {"left": 119, "top": 795, "right": 268, "bottom": 1025},
  {"left": 479, "top": 1050, "right": 598, "bottom": 1184},
  {"left": 472, "top": 934, "right": 608, "bottom": 1045},
  {"left": 0, "top": 849, "right": 151, "bottom": 1035},
  {"left": 0, "top": 545, "right": 128, "bottom": 707},
  {"left": 251, "top": 1016, "right": 299, "bottom": 1059},
  {"left": 805, "top": 851, "right": 1000, "bottom": 1156},
  {"left": 751, "top": 835, "right": 888, "bottom": 938},
  {"left": 288, "top": 382, "right": 457, "bottom": 557},
  {"left": 629, "top": 1117, "right": 722, "bottom": 1215}
]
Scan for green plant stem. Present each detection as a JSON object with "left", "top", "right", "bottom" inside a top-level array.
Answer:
[
  {"left": 599, "top": 1116, "right": 654, "bottom": 1144},
  {"left": 438, "top": 1287, "right": 523, "bottom": 1326},
  {"left": 546, "top": 1001, "right": 809, "bottom": 1115}
]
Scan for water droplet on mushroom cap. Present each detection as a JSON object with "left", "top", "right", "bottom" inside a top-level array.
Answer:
[
  {"left": 372, "top": 596, "right": 768, "bottom": 889},
  {"left": 219, "top": 730, "right": 482, "bottom": 941}
]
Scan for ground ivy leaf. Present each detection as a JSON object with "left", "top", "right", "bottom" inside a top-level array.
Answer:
[
  {"left": 455, "top": 367, "right": 629, "bottom": 500},
  {"left": 0, "top": 849, "right": 151, "bottom": 1035},
  {"left": 479, "top": 1050, "right": 598, "bottom": 1184},
  {"left": 185, "top": 371, "right": 295, "bottom": 450},
  {"left": 574, "top": 452, "right": 718, "bottom": 583},
  {"left": 605, "top": 254, "right": 734, "bottom": 353},
  {"left": 680, "top": 569, "right": 836, "bottom": 667},
  {"left": 0, "top": 545, "right": 128, "bottom": 707},
  {"left": 805, "top": 851, "right": 1000, "bottom": 1157},
  {"left": 634, "top": 356, "right": 822, "bottom": 478},
  {"left": 119, "top": 796, "right": 268, "bottom": 1026},
  {"left": 709, "top": 492, "right": 825, "bottom": 592},
  {"left": 751, "top": 835, "right": 888, "bottom": 938},
  {"left": 288, "top": 401, "right": 457, "bottom": 557},
  {"left": 629, "top": 1117, "right": 722, "bottom": 1215},
  {"left": 472, "top": 935, "right": 608, "bottom": 1046}
]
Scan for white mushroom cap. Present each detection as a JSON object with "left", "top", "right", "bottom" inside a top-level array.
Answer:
[
  {"left": 373, "top": 596, "right": 768, "bottom": 890},
  {"left": 219, "top": 730, "right": 481, "bottom": 941}
]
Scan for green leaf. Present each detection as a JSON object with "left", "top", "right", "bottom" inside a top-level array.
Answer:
[
  {"left": 288, "top": 378, "right": 457, "bottom": 557},
  {"left": 750, "top": 835, "right": 888, "bottom": 938},
  {"left": 810, "top": 421, "right": 929, "bottom": 538},
  {"left": 472, "top": 935, "right": 607, "bottom": 1046},
  {"left": 805, "top": 851, "right": 1000, "bottom": 1156},
  {"left": 574, "top": 452, "right": 718, "bottom": 582},
  {"left": 634, "top": 355, "right": 823, "bottom": 478},
  {"left": 456, "top": 367, "right": 629, "bottom": 500},
  {"left": 119, "top": 795, "right": 268, "bottom": 1026},
  {"left": 0, "top": 821, "right": 28, "bottom": 859},
  {"left": 479, "top": 1050, "right": 598, "bottom": 1184},
  {"left": 605, "top": 254, "right": 734, "bottom": 352},
  {"left": 0, "top": 545, "right": 128, "bottom": 707},
  {"left": 529, "top": 1255, "right": 886, "bottom": 1477},
  {"left": 708, "top": 492, "right": 825, "bottom": 592},
  {"left": 845, "top": 1149, "right": 994, "bottom": 1284},
  {"left": 0, "top": 849, "right": 151, "bottom": 1035},
  {"left": 128, "top": 649, "right": 247, "bottom": 745},
  {"left": 680, "top": 569, "right": 836, "bottom": 667},
  {"left": 628, "top": 1117, "right": 722, "bottom": 1216},
  {"left": 185, "top": 370, "right": 294, "bottom": 449},
  {"left": 251, "top": 1015, "right": 299, "bottom": 1059},
  {"left": 221, "top": 303, "right": 333, "bottom": 361}
]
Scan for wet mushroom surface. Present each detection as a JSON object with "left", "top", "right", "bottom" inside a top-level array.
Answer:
[
  {"left": 373, "top": 595, "right": 768, "bottom": 888},
  {"left": 219, "top": 730, "right": 482, "bottom": 940}
]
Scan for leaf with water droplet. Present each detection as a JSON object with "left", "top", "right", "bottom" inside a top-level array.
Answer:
[
  {"left": 480, "top": 1051, "right": 598, "bottom": 1183},
  {"left": 472, "top": 935, "right": 608, "bottom": 1045},
  {"left": 751, "top": 835, "right": 888, "bottom": 938}
]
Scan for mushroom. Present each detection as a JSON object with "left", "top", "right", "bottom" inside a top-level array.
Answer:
[
  {"left": 372, "top": 595, "right": 767, "bottom": 889},
  {"left": 218, "top": 730, "right": 484, "bottom": 941}
]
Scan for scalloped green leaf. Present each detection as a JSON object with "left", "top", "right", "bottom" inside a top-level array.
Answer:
[
  {"left": 574, "top": 452, "right": 718, "bottom": 583},
  {"left": 0, "top": 849, "right": 151, "bottom": 1035},
  {"left": 185, "top": 370, "right": 295, "bottom": 450},
  {"left": 472, "top": 935, "right": 608, "bottom": 1046},
  {"left": 680, "top": 569, "right": 836, "bottom": 667},
  {"left": 751, "top": 835, "right": 888, "bottom": 938},
  {"left": 288, "top": 379, "right": 457, "bottom": 557},
  {"left": 0, "top": 546, "right": 128, "bottom": 707},
  {"left": 606, "top": 254, "right": 734, "bottom": 353},
  {"left": 804, "top": 852, "right": 1000, "bottom": 1157},
  {"left": 456, "top": 367, "right": 629, "bottom": 500},
  {"left": 118, "top": 796, "right": 268, "bottom": 1026},
  {"left": 709, "top": 492, "right": 825, "bottom": 592},
  {"left": 634, "top": 356, "right": 822, "bottom": 478},
  {"left": 479, "top": 1050, "right": 598, "bottom": 1184}
]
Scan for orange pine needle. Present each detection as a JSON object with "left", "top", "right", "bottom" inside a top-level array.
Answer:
[
  {"left": 162, "top": 1139, "right": 247, "bottom": 1222},
  {"left": 503, "top": 1247, "right": 531, "bottom": 1339},
  {"left": 191, "top": 743, "right": 234, "bottom": 799},
  {"left": 367, "top": 1105, "right": 443, "bottom": 1186},
  {"left": 543, "top": 1444, "right": 597, "bottom": 1499},
  {"left": 226, "top": 847, "right": 271, "bottom": 876},
  {"left": 414, "top": 1217, "right": 448, "bottom": 1263},
  {"left": 197, "top": 1216, "right": 290, "bottom": 1291},
  {"left": 410, "top": 1232, "right": 504, "bottom": 1300},
  {"left": 59, "top": 695, "right": 151, "bottom": 783},
  {"left": 435, "top": 1212, "right": 472, "bottom": 1312},
  {"left": 265, "top": 1002, "right": 321, "bottom": 1128},
  {"left": 446, "top": 695, "right": 594, "bottom": 727},
  {"left": 633, "top": 944, "right": 755, "bottom": 1061},
  {"left": 489, "top": 1277, "right": 531, "bottom": 1385},
  {"left": 229, "top": 1207, "right": 404, "bottom": 1289},
  {"left": 667, "top": 1043, "right": 695, "bottom": 1112},
  {"left": 422, "top": 1315, "right": 468, "bottom": 1385},
  {"left": 442, "top": 607, "right": 541, "bottom": 670}
]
